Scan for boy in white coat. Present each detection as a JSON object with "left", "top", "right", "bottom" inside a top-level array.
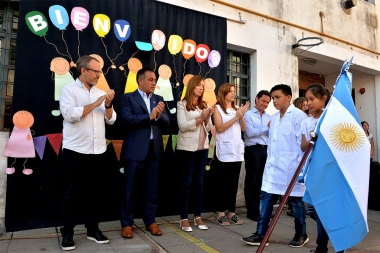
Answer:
[{"left": 242, "top": 84, "right": 308, "bottom": 247}]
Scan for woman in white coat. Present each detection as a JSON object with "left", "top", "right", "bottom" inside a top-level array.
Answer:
[
  {"left": 177, "top": 75, "right": 214, "bottom": 232},
  {"left": 213, "top": 83, "right": 250, "bottom": 226}
]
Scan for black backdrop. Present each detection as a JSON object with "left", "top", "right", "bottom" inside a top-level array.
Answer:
[{"left": 6, "top": 0, "right": 227, "bottom": 231}]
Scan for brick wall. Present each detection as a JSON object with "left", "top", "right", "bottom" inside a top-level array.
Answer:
[{"left": 299, "top": 70, "right": 325, "bottom": 90}]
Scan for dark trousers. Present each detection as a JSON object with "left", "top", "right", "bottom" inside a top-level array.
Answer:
[
  {"left": 60, "top": 149, "right": 105, "bottom": 236},
  {"left": 120, "top": 141, "right": 158, "bottom": 227},
  {"left": 244, "top": 145, "right": 267, "bottom": 216},
  {"left": 214, "top": 155, "right": 242, "bottom": 213},
  {"left": 178, "top": 149, "right": 208, "bottom": 219}
]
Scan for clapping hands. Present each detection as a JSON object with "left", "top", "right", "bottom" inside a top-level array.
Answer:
[{"left": 235, "top": 101, "right": 250, "bottom": 119}]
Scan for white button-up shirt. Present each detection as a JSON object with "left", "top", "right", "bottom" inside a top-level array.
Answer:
[
  {"left": 261, "top": 104, "right": 307, "bottom": 196},
  {"left": 244, "top": 106, "right": 271, "bottom": 146},
  {"left": 137, "top": 88, "right": 154, "bottom": 139},
  {"left": 60, "top": 78, "right": 116, "bottom": 154}
]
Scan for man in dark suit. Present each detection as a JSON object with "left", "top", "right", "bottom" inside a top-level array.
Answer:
[{"left": 120, "top": 68, "right": 169, "bottom": 239}]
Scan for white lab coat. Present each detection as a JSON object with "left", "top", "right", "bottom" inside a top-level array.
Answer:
[{"left": 261, "top": 104, "right": 307, "bottom": 196}]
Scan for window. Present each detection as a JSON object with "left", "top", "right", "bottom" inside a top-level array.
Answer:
[
  {"left": 226, "top": 50, "right": 250, "bottom": 105},
  {"left": 6, "top": 69, "right": 14, "bottom": 96},
  {"left": 9, "top": 38, "right": 16, "bottom": 65},
  {"left": 11, "top": 9, "right": 18, "bottom": 33},
  {"left": 0, "top": 2, "right": 4, "bottom": 31}
]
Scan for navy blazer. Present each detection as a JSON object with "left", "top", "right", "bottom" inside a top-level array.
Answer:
[{"left": 120, "top": 90, "right": 170, "bottom": 161}]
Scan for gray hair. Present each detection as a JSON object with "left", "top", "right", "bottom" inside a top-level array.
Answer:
[{"left": 76, "top": 55, "right": 99, "bottom": 76}]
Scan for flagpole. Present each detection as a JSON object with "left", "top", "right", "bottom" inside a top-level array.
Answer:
[{"left": 256, "top": 136, "right": 316, "bottom": 253}]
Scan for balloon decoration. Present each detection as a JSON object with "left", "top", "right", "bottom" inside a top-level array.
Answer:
[
  {"left": 93, "top": 14, "right": 124, "bottom": 72},
  {"left": 195, "top": 44, "right": 210, "bottom": 76},
  {"left": 49, "top": 5, "right": 75, "bottom": 67},
  {"left": 151, "top": 30, "right": 166, "bottom": 71},
  {"left": 205, "top": 50, "right": 221, "bottom": 77},
  {"left": 181, "top": 39, "right": 196, "bottom": 79},
  {"left": 71, "top": 7, "right": 90, "bottom": 59},
  {"left": 168, "top": 35, "right": 183, "bottom": 87},
  {"left": 26, "top": 10, "right": 73, "bottom": 64}
]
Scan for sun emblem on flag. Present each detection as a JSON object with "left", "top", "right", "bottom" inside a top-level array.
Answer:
[{"left": 330, "top": 122, "right": 366, "bottom": 152}]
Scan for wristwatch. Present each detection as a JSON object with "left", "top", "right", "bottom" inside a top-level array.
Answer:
[{"left": 105, "top": 103, "right": 113, "bottom": 109}]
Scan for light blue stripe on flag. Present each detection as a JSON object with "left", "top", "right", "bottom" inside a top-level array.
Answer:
[{"left": 303, "top": 60, "right": 370, "bottom": 252}]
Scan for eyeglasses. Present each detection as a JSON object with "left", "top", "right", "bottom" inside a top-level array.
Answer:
[{"left": 85, "top": 68, "right": 102, "bottom": 75}]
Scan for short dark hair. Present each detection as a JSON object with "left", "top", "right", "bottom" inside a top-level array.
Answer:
[
  {"left": 256, "top": 90, "right": 271, "bottom": 100},
  {"left": 270, "top": 84, "right": 292, "bottom": 97},
  {"left": 136, "top": 68, "right": 155, "bottom": 84},
  {"left": 76, "top": 55, "right": 99, "bottom": 76}
]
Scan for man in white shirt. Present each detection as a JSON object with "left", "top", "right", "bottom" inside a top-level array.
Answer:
[
  {"left": 59, "top": 55, "right": 116, "bottom": 251},
  {"left": 243, "top": 90, "right": 271, "bottom": 221},
  {"left": 242, "top": 84, "right": 308, "bottom": 248}
]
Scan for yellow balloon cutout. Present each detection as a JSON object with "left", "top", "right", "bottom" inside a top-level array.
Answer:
[
  {"left": 168, "top": 35, "right": 183, "bottom": 55},
  {"left": 93, "top": 14, "right": 110, "bottom": 37}
]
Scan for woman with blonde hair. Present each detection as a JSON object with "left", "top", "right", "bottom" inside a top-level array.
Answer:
[
  {"left": 176, "top": 75, "right": 214, "bottom": 232},
  {"left": 293, "top": 97, "right": 308, "bottom": 115},
  {"left": 213, "top": 83, "right": 250, "bottom": 225}
]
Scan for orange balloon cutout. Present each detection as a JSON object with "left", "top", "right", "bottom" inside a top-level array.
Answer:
[
  {"left": 13, "top": 111, "right": 34, "bottom": 130},
  {"left": 195, "top": 44, "right": 210, "bottom": 63},
  {"left": 182, "top": 39, "right": 196, "bottom": 59}
]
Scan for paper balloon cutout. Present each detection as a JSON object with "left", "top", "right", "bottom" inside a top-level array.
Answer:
[
  {"left": 49, "top": 5, "right": 69, "bottom": 30},
  {"left": 208, "top": 50, "right": 221, "bottom": 68},
  {"left": 93, "top": 14, "right": 110, "bottom": 37},
  {"left": 71, "top": 7, "right": 90, "bottom": 31},
  {"left": 151, "top": 30, "right": 166, "bottom": 51},
  {"left": 25, "top": 11, "right": 49, "bottom": 37},
  {"left": 168, "top": 35, "right": 183, "bottom": 55},
  {"left": 114, "top": 20, "right": 131, "bottom": 42},
  {"left": 182, "top": 39, "right": 196, "bottom": 59},
  {"left": 195, "top": 44, "right": 210, "bottom": 63},
  {"left": 135, "top": 41, "right": 153, "bottom": 51}
]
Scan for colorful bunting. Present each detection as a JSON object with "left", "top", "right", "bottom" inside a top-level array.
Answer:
[
  {"left": 46, "top": 133, "right": 62, "bottom": 155},
  {"left": 111, "top": 140, "right": 123, "bottom": 161},
  {"left": 33, "top": 136, "right": 47, "bottom": 160}
]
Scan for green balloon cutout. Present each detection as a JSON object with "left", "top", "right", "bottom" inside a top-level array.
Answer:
[{"left": 25, "top": 11, "right": 49, "bottom": 37}]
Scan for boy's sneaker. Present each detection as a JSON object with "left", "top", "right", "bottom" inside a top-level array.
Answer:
[
  {"left": 241, "top": 232, "right": 269, "bottom": 246},
  {"left": 289, "top": 233, "right": 309, "bottom": 247},
  {"left": 87, "top": 228, "right": 109, "bottom": 244},
  {"left": 61, "top": 234, "right": 75, "bottom": 251}
]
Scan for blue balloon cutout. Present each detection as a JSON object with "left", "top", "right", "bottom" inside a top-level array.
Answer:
[
  {"left": 135, "top": 41, "right": 153, "bottom": 51},
  {"left": 114, "top": 20, "right": 131, "bottom": 42},
  {"left": 48, "top": 5, "right": 69, "bottom": 30}
]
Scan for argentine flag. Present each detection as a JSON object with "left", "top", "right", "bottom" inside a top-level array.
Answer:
[{"left": 303, "top": 60, "right": 370, "bottom": 252}]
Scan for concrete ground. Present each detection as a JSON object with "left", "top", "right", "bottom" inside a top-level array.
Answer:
[{"left": 1, "top": 207, "right": 379, "bottom": 253}]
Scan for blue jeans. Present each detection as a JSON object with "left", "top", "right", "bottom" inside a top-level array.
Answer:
[
  {"left": 257, "top": 191, "right": 306, "bottom": 235},
  {"left": 178, "top": 149, "right": 208, "bottom": 219}
]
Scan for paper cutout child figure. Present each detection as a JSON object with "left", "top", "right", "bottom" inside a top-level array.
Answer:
[
  {"left": 154, "top": 64, "right": 177, "bottom": 113},
  {"left": 154, "top": 64, "right": 174, "bottom": 101},
  {"left": 203, "top": 78, "right": 217, "bottom": 107},
  {"left": 3, "top": 110, "right": 35, "bottom": 175},
  {"left": 89, "top": 54, "right": 110, "bottom": 92},
  {"left": 124, "top": 58, "right": 143, "bottom": 93},
  {"left": 181, "top": 74, "right": 194, "bottom": 100},
  {"left": 50, "top": 57, "right": 75, "bottom": 116}
]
